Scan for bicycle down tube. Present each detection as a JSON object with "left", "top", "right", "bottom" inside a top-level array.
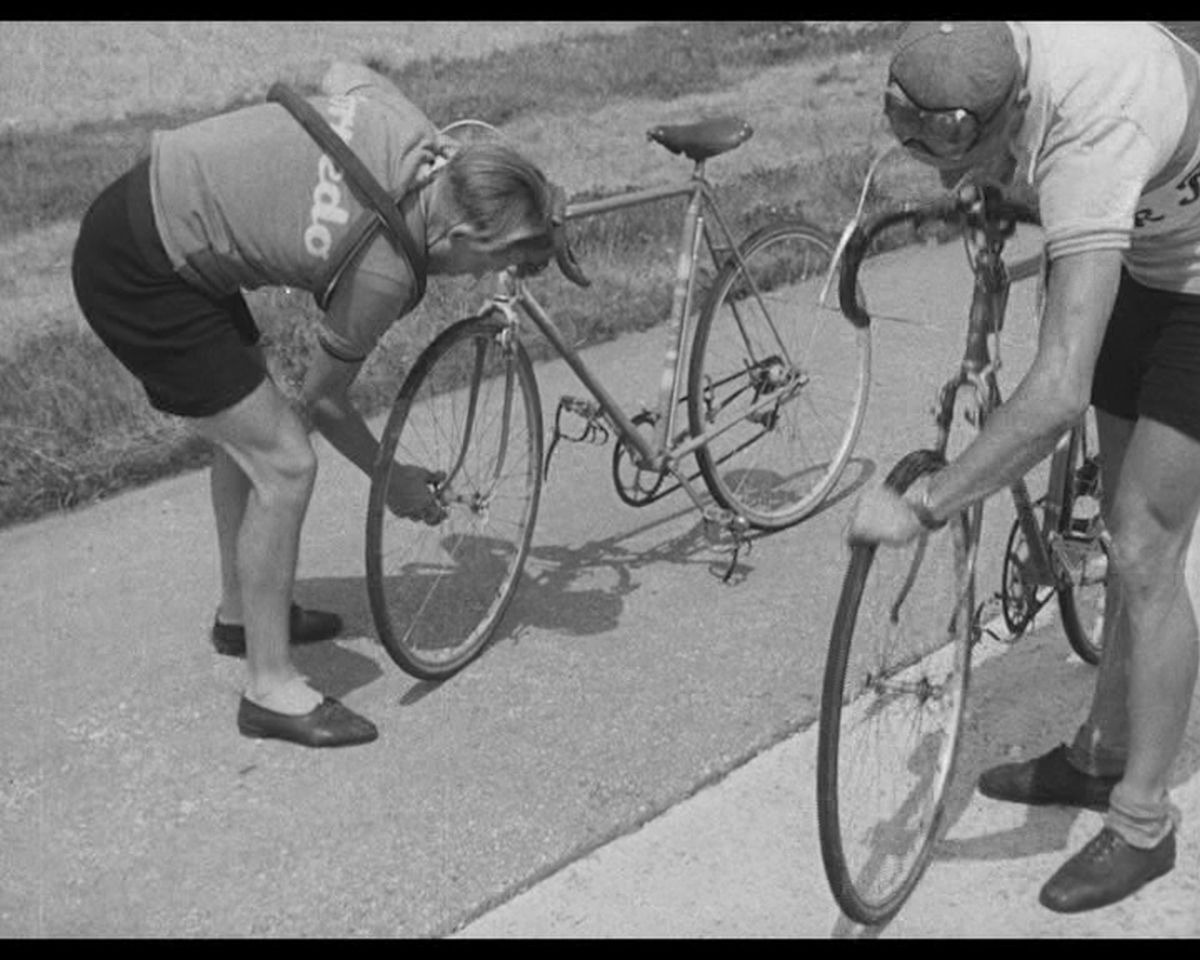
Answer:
[{"left": 922, "top": 201, "right": 1063, "bottom": 599}]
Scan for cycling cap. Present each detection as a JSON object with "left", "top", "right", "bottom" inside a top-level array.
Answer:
[
  {"left": 886, "top": 22, "right": 1021, "bottom": 163},
  {"left": 889, "top": 22, "right": 1020, "bottom": 114}
]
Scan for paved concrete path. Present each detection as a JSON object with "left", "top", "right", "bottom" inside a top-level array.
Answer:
[
  {"left": 455, "top": 622, "right": 1200, "bottom": 938},
  {"left": 5, "top": 228, "right": 1197, "bottom": 937}
]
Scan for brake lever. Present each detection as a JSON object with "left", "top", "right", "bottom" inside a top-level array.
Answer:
[
  {"left": 554, "top": 231, "right": 591, "bottom": 288},
  {"left": 549, "top": 182, "right": 590, "bottom": 288}
]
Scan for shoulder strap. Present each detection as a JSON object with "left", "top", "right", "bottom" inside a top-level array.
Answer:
[{"left": 266, "top": 82, "right": 426, "bottom": 305}]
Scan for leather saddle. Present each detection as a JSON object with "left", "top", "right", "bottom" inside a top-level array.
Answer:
[{"left": 646, "top": 117, "right": 754, "bottom": 162}]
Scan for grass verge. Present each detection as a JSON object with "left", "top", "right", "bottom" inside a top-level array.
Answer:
[
  {"left": 0, "top": 21, "right": 920, "bottom": 530},
  {"left": 0, "top": 149, "right": 940, "bottom": 530}
]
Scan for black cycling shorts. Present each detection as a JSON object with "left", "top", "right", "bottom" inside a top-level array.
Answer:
[
  {"left": 71, "top": 157, "right": 266, "bottom": 419},
  {"left": 1092, "top": 269, "right": 1200, "bottom": 444}
]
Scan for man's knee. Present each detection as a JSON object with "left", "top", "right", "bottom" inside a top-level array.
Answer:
[
  {"left": 262, "top": 434, "right": 318, "bottom": 506},
  {"left": 201, "top": 382, "right": 319, "bottom": 507},
  {"left": 228, "top": 425, "right": 318, "bottom": 511},
  {"left": 1108, "top": 511, "right": 1188, "bottom": 594}
]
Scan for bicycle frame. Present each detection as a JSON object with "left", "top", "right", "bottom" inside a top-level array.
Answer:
[
  {"left": 925, "top": 212, "right": 1081, "bottom": 599},
  {"left": 478, "top": 162, "right": 803, "bottom": 517}
]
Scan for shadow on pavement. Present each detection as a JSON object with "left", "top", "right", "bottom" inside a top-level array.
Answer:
[
  {"left": 290, "top": 575, "right": 384, "bottom": 699},
  {"left": 936, "top": 622, "right": 1200, "bottom": 867},
  {"left": 292, "top": 454, "right": 876, "bottom": 702}
]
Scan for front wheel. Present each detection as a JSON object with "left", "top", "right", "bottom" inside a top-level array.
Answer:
[
  {"left": 817, "top": 450, "right": 977, "bottom": 925},
  {"left": 688, "top": 221, "right": 870, "bottom": 530},
  {"left": 365, "top": 313, "right": 543, "bottom": 681}
]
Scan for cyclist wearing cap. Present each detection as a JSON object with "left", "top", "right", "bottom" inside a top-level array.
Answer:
[
  {"left": 72, "top": 61, "right": 558, "bottom": 748},
  {"left": 849, "top": 21, "right": 1200, "bottom": 912}
]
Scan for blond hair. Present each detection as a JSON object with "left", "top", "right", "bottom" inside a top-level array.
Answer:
[{"left": 444, "top": 142, "right": 554, "bottom": 248}]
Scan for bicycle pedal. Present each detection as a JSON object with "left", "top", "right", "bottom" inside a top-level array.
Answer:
[{"left": 557, "top": 395, "right": 602, "bottom": 420}]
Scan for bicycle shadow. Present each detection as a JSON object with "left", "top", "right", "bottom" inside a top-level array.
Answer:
[{"left": 290, "top": 456, "right": 874, "bottom": 703}]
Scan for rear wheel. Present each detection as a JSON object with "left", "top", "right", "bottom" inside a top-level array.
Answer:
[
  {"left": 1056, "top": 414, "right": 1107, "bottom": 666},
  {"left": 817, "top": 449, "right": 977, "bottom": 925},
  {"left": 688, "top": 221, "right": 869, "bottom": 529}
]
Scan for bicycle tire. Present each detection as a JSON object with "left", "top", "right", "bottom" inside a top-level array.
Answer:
[
  {"left": 817, "top": 449, "right": 976, "bottom": 925},
  {"left": 365, "top": 313, "right": 543, "bottom": 681},
  {"left": 688, "top": 220, "right": 869, "bottom": 530},
  {"left": 1055, "top": 414, "right": 1107, "bottom": 666}
]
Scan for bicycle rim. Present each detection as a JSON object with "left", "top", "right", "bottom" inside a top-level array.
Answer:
[
  {"left": 1056, "top": 417, "right": 1106, "bottom": 666},
  {"left": 366, "top": 315, "right": 543, "bottom": 681},
  {"left": 688, "top": 221, "right": 869, "bottom": 530},
  {"left": 817, "top": 450, "right": 974, "bottom": 925}
]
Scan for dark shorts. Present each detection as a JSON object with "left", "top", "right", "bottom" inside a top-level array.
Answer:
[
  {"left": 1092, "top": 269, "right": 1200, "bottom": 444},
  {"left": 70, "top": 158, "right": 266, "bottom": 418}
]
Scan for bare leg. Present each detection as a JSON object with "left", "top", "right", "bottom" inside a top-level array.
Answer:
[
  {"left": 211, "top": 343, "right": 266, "bottom": 626},
  {"left": 194, "top": 379, "right": 321, "bottom": 715},
  {"left": 1103, "top": 416, "right": 1200, "bottom": 842},
  {"left": 211, "top": 445, "right": 250, "bottom": 624}
]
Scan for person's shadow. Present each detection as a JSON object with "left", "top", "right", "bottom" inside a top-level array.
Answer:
[{"left": 285, "top": 577, "right": 385, "bottom": 700}]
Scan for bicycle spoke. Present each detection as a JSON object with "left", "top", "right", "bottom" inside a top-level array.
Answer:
[{"left": 690, "top": 223, "right": 869, "bottom": 528}]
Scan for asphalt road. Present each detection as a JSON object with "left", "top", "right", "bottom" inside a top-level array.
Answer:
[{"left": 5, "top": 229, "right": 1196, "bottom": 937}]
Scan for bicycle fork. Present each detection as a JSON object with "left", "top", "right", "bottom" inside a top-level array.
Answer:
[{"left": 435, "top": 310, "right": 523, "bottom": 523}]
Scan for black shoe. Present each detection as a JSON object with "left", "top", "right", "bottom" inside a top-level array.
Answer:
[
  {"left": 237, "top": 696, "right": 378, "bottom": 748},
  {"left": 211, "top": 604, "right": 343, "bottom": 657},
  {"left": 977, "top": 744, "right": 1120, "bottom": 812},
  {"left": 1039, "top": 826, "right": 1175, "bottom": 913}
]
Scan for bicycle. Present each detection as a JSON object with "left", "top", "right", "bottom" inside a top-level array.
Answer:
[
  {"left": 364, "top": 116, "right": 871, "bottom": 681},
  {"left": 814, "top": 179, "right": 1110, "bottom": 925}
]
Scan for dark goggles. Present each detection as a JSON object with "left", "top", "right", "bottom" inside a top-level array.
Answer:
[{"left": 884, "top": 81, "right": 999, "bottom": 163}]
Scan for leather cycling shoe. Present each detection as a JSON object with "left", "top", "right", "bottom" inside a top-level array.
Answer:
[
  {"left": 977, "top": 744, "right": 1120, "bottom": 812},
  {"left": 1039, "top": 826, "right": 1175, "bottom": 913},
  {"left": 211, "top": 604, "right": 343, "bottom": 657},
  {"left": 237, "top": 696, "right": 378, "bottom": 748}
]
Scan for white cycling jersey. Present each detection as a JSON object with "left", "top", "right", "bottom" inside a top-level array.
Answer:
[{"left": 1009, "top": 21, "right": 1200, "bottom": 295}]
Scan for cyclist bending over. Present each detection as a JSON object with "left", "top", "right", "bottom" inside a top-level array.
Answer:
[
  {"left": 848, "top": 21, "right": 1200, "bottom": 913},
  {"left": 72, "top": 61, "right": 559, "bottom": 748}
]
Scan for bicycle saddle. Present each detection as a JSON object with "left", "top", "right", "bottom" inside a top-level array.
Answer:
[{"left": 647, "top": 117, "right": 754, "bottom": 162}]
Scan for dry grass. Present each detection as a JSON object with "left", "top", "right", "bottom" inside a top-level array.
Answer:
[
  {"left": 0, "top": 22, "right": 649, "bottom": 132},
  {"left": 0, "top": 21, "right": 911, "bottom": 529},
  {"left": 0, "top": 27, "right": 904, "bottom": 356}
]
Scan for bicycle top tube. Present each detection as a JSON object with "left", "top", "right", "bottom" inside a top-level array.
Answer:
[{"left": 564, "top": 179, "right": 704, "bottom": 223}]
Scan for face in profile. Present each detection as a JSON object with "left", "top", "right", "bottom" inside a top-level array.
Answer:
[{"left": 434, "top": 226, "right": 549, "bottom": 278}]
